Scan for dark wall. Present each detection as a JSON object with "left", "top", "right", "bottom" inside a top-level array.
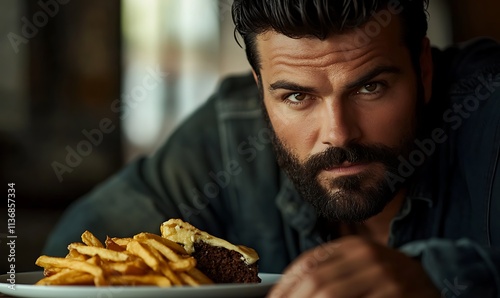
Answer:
[
  {"left": 448, "top": 0, "right": 500, "bottom": 43},
  {"left": 0, "top": 0, "right": 122, "bottom": 273}
]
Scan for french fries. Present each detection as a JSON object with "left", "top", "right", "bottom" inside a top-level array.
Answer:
[{"left": 35, "top": 230, "right": 213, "bottom": 287}]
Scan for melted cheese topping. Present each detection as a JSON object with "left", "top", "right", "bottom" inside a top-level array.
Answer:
[{"left": 160, "top": 219, "right": 259, "bottom": 265}]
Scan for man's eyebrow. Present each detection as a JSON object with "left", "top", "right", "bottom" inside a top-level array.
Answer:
[
  {"left": 345, "top": 65, "right": 401, "bottom": 90},
  {"left": 269, "top": 81, "right": 317, "bottom": 93},
  {"left": 268, "top": 65, "right": 402, "bottom": 94}
]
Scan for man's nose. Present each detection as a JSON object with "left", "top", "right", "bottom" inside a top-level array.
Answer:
[{"left": 319, "top": 100, "right": 361, "bottom": 147}]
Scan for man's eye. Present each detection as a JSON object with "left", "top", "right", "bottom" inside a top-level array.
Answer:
[
  {"left": 285, "top": 93, "right": 308, "bottom": 103},
  {"left": 357, "top": 82, "right": 383, "bottom": 94}
]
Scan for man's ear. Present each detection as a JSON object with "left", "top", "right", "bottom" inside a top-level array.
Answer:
[
  {"left": 251, "top": 69, "right": 259, "bottom": 85},
  {"left": 420, "top": 37, "right": 433, "bottom": 104}
]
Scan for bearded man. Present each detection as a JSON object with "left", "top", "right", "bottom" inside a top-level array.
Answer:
[{"left": 46, "top": 1, "right": 500, "bottom": 297}]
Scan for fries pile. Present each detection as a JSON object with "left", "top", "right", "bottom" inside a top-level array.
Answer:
[{"left": 35, "top": 230, "right": 213, "bottom": 287}]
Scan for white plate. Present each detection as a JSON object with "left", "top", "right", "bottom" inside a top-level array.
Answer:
[{"left": 0, "top": 272, "right": 281, "bottom": 298}]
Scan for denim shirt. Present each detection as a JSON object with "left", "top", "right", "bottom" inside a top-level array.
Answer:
[{"left": 45, "top": 38, "right": 500, "bottom": 297}]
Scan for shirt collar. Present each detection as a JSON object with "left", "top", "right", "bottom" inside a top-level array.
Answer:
[
  {"left": 275, "top": 173, "right": 324, "bottom": 249},
  {"left": 405, "top": 151, "right": 440, "bottom": 208}
]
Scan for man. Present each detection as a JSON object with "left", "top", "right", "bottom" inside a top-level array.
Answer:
[
  {"left": 45, "top": 0, "right": 500, "bottom": 297},
  {"left": 231, "top": 0, "right": 500, "bottom": 296}
]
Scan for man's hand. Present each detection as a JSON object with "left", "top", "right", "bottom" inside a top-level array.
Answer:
[{"left": 268, "top": 236, "right": 440, "bottom": 298}]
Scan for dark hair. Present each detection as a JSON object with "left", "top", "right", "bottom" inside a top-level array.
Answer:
[{"left": 232, "top": 0, "right": 429, "bottom": 75}]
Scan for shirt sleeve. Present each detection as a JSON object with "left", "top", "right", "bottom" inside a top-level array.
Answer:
[{"left": 399, "top": 238, "right": 500, "bottom": 297}]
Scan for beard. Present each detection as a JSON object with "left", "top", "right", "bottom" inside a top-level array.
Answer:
[
  {"left": 258, "top": 80, "right": 424, "bottom": 223},
  {"left": 270, "top": 135, "right": 411, "bottom": 223}
]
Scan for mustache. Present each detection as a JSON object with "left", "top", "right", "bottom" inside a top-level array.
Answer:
[{"left": 304, "top": 143, "right": 399, "bottom": 176}]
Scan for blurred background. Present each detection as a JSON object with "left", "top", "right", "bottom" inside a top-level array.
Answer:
[{"left": 1, "top": 0, "right": 499, "bottom": 274}]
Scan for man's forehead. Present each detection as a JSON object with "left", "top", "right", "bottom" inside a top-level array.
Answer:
[
  {"left": 256, "top": 30, "right": 366, "bottom": 57},
  {"left": 255, "top": 15, "right": 405, "bottom": 60}
]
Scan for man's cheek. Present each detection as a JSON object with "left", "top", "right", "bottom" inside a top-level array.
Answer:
[{"left": 269, "top": 107, "right": 294, "bottom": 129}]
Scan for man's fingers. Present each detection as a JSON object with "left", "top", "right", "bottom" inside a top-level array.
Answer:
[
  {"left": 269, "top": 237, "right": 395, "bottom": 298},
  {"left": 269, "top": 242, "right": 342, "bottom": 297},
  {"left": 323, "top": 262, "right": 389, "bottom": 297},
  {"left": 282, "top": 242, "right": 342, "bottom": 275},
  {"left": 286, "top": 254, "right": 389, "bottom": 298},
  {"left": 270, "top": 237, "right": 440, "bottom": 298}
]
